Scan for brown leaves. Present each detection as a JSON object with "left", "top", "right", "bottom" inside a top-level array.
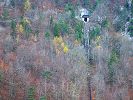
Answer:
[
  {"left": 8, "top": 52, "right": 17, "bottom": 61},
  {"left": 0, "top": 59, "right": 9, "bottom": 71}
]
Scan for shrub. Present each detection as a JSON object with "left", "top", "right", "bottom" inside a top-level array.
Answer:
[
  {"left": 58, "top": 20, "right": 69, "bottom": 35},
  {"left": 10, "top": 0, "right": 15, "bottom": 8},
  {"left": 11, "top": 20, "right": 16, "bottom": 32},
  {"left": 107, "top": 50, "right": 119, "bottom": 85},
  {"left": 34, "top": 30, "right": 39, "bottom": 37},
  {"left": 53, "top": 23, "right": 60, "bottom": 37},
  {"left": 101, "top": 19, "right": 109, "bottom": 28},
  {"left": 24, "top": 0, "right": 31, "bottom": 11},
  {"left": 19, "top": 17, "right": 32, "bottom": 39},
  {"left": 27, "top": 86, "right": 35, "bottom": 100},
  {"left": 128, "top": 29, "right": 133, "bottom": 37},
  {"left": 49, "top": 16, "right": 54, "bottom": 31},
  {"left": 65, "top": 3, "right": 75, "bottom": 19},
  {"left": 40, "top": 96, "right": 47, "bottom": 100},
  {"left": 41, "top": 71, "right": 52, "bottom": 79},
  {"left": 89, "top": 26, "right": 100, "bottom": 40},
  {"left": 75, "top": 21, "right": 83, "bottom": 41},
  {"left": 10, "top": 20, "right": 17, "bottom": 39},
  {"left": 45, "top": 31, "right": 50, "bottom": 38},
  {"left": 108, "top": 50, "right": 119, "bottom": 66},
  {"left": 65, "top": 3, "right": 74, "bottom": 11},
  {"left": 128, "top": 19, "right": 133, "bottom": 37},
  {"left": 0, "top": 71, "right": 3, "bottom": 83},
  {"left": 2, "top": 8, "right": 9, "bottom": 19},
  {"left": 113, "top": 20, "right": 123, "bottom": 32}
]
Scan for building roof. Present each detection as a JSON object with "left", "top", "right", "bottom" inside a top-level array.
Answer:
[{"left": 82, "top": 15, "right": 90, "bottom": 18}]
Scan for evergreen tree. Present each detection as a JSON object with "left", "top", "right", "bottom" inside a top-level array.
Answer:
[{"left": 53, "top": 23, "right": 60, "bottom": 37}]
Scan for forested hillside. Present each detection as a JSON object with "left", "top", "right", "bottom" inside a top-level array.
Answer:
[{"left": 0, "top": 0, "right": 133, "bottom": 100}]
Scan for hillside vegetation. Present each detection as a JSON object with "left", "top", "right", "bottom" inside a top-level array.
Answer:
[{"left": 0, "top": 0, "right": 133, "bottom": 100}]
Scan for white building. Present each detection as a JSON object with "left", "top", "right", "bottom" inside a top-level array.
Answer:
[{"left": 75, "top": 7, "right": 89, "bottom": 22}]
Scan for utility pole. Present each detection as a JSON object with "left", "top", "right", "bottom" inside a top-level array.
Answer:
[{"left": 82, "top": 14, "right": 92, "bottom": 100}]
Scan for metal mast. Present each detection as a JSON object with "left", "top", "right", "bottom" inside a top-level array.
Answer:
[{"left": 83, "top": 17, "right": 92, "bottom": 100}]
